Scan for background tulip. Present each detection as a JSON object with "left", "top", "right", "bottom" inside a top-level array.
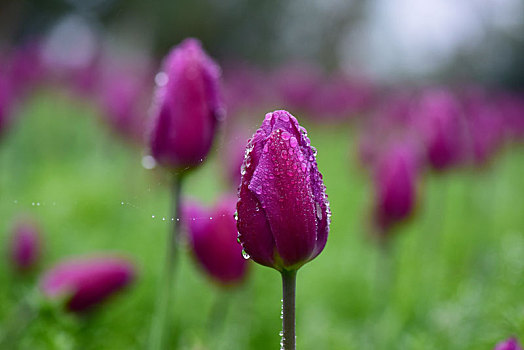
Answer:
[
  {"left": 495, "top": 337, "right": 523, "bottom": 350},
  {"left": 373, "top": 141, "right": 419, "bottom": 235},
  {"left": 9, "top": 218, "right": 42, "bottom": 272},
  {"left": 412, "top": 89, "right": 465, "bottom": 171},
  {"left": 40, "top": 255, "right": 135, "bottom": 313},
  {"left": 149, "top": 38, "right": 223, "bottom": 172},
  {"left": 147, "top": 38, "right": 224, "bottom": 350},
  {"left": 183, "top": 196, "right": 248, "bottom": 286}
]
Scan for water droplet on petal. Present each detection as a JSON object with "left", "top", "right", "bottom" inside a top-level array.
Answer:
[
  {"left": 316, "top": 202, "right": 323, "bottom": 220},
  {"left": 290, "top": 137, "right": 298, "bottom": 148},
  {"left": 281, "top": 150, "right": 288, "bottom": 159},
  {"left": 242, "top": 250, "right": 250, "bottom": 259},
  {"left": 281, "top": 131, "right": 291, "bottom": 141}
]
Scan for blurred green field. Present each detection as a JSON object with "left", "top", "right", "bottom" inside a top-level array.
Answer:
[{"left": 1, "top": 90, "right": 523, "bottom": 349}]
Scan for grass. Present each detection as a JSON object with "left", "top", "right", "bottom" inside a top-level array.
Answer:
[{"left": 0, "top": 90, "right": 523, "bottom": 349}]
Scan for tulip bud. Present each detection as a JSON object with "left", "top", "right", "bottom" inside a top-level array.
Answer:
[
  {"left": 413, "top": 89, "right": 465, "bottom": 171},
  {"left": 373, "top": 142, "right": 418, "bottom": 234},
  {"left": 183, "top": 197, "right": 248, "bottom": 286},
  {"left": 0, "top": 72, "right": 13, "bottom": 137},
  {"left": 236, "top": 110, "right": 330, "bottom": 271},
  {"left": 149, "top": 38, "right": 223, "bottom": 171},
  {"left": 9, "top": 219, "right": 42, "bottom": 272},
  {"left": 40, "top": 255, "right": 135, "bottom": 313},
  {"left": 495, "top": 337, "right": 523, "bottom": 350}
]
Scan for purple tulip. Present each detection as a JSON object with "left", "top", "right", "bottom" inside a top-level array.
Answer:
[
  {"left": 0, "top": 72, "right": 12, "bottom": 137},
  {"left": 149, "top": 38, "right": 223, "bottom": 171},
  {"left": 412, "top": 89, "right": 465, "bottom": 171},
  {"left": 40, "top": 255, "right": 135, "bottom": 313},
  {"left": 236, "top": 110, "right": 330, "bottom": 271},
  {"left": 183, "top": 196, "right": 248, "bottom": 286},
  {"left": 461, "top": 89, "right": 506, "bottom": 167},
  {"left": 274, "top": 63, "right": 323, "bottom": 115},
  {"left": 97, "top": 60, "right": 153, "bottom": 144},
  {"left": 373, "top": 142, "right": 418, "bottom": 233},
  {"left": 495, "top": 337, "right": 523, "bottom": 350},
  {"left": 9, "top": 219, "right": 42, "bottom": 272}
]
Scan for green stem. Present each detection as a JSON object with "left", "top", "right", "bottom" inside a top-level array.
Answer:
[
  {"left": 149, "top": 175, "right": 184, "bottom": 350},
  {"left": 281, "top": 270, "right": 297, "bottom": 350}
]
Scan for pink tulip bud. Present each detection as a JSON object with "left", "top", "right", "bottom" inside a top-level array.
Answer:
[
  {"left": 495, "top": 337, "right": 523, "bottom": 350},
  {"left": 149, "top": 38, "right": 223, "bottom": 171},
  {"left": 183, "top": 197, "right": 248, "bottom": 286},
  {"left": 9, "top": 219, "right": 42, "bottom": 272},
  {"left": 236, "top": 110, "right": 330, "bottom": 271},
  {"left": 40, "top": 255, "right": 135, "bottom": 313}
]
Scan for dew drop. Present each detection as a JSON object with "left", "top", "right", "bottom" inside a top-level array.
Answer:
[
  {"left": 256, "top": 186, "right": 263, "bottom": 195},
  {"left": 289, "top": 137, "right": 298, "bottom": 148},
  {"left": 301, "top": 163, "right": 307, "bottom": 172},
  {"left": 242, "top": 250, "right": 250, "bottom": 260},
  {"left": 281, "top": 150, "right": 288, "bottom": 159},
  {"left": 316, "top": 202, "right": 323, "bottom": 220},
  {"left": 141, "top": 155, "right": 156, "bottom": 170},
  {"left": 265, "top": 112, "right": 273, "bottom": 121},
  {"left": 279, "top": 113, "right": 290, "bottom": 122},
  {"left": 155, "top": 72, "right": 168, "bottom": 87},
  {"left": 281, "top": 131, "right": 291, "bottom": 141}
]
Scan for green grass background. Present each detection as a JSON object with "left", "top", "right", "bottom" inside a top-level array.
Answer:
[{"left": 0, "top": 90, "right": 523, "bottom": 349}]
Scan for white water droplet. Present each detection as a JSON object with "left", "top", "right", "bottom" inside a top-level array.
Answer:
[
  {"left": 141, "top": 155, "right": 156, "bottom": 170},
  {"left": 155, "top": 72, "right": 168, "bottom": 87}
]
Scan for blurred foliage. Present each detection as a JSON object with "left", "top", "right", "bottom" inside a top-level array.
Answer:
[{"left": 0, "top": 91, "right": 523, "bottom": 349}]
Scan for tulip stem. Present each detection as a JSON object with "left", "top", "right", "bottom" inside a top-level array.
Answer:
[
  {"left": 281, "top": 269, "right": 297, "bottom": 350},
  {"left": 149, "top": 174, "right": 184, "bottom": 350}
]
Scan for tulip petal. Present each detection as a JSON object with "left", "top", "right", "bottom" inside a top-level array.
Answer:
[{"left": 249, "top": 128, "right": 317, "bottom": 268}]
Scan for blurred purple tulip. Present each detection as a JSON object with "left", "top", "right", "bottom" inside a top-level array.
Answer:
[
  {"left": 309, "top": 74, "right": 374, "bottom": 121},
  {"left": 149, "top": 38, "right": 223, "bottom": 171},
  {"left": 222, "top": 62, "right": 272, "bottom": 118},
  {"left": 9, "top": 219, "right": 42, "bottom": 272},
  {"left": 373, "top": 142, "right": 419, "bottom": 234},
  {"left": 412, "top": 88, "right": 465, "bottom": 171},
  {"left": 0, "top": 72, "right": 12, "bottom": 137},
  {"left": 183, "top": 196, "right": 248, "bottom": 286},
  {"left": 463, "top": 90, "right": 505, "bottom": 167},
  {"left": 40, "top": 255, "right": 135, "bottom": 313},
  {"left": 236, "top": 110, "right": 330, "bottom": 271},
  {"left": 273, "top": 63, "right": 323, "bottom": 115},
  {"left": 97, "top": 60, "right": 153, "bottom": 144},
  {"left": 495, "top": 337, "right": 523, "bottom": 350},
  {"left": 6, "top": 42, "right": 45, "bottom": 96},
  {"left": 358, "top": 92, "right": 417, "bottom": 168}
]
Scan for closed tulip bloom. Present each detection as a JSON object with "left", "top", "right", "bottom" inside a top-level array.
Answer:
[
  {"left": 495, "top": 338, "right": 523, "bottom": 350},
  {"left": 413, "top": 89, "right": 464, "bottom": 171},
  {"left": 149, "top": 38, "right": 223, "bottom": 171},
  {"left": 184, "top": 197, "right": 248, "bottom": 286},
  {"left": 10, "top": 220, "right": 42, "bottom": 272},
  {"left": 374, "top": 142, "right": 418, "bottom": 233},
  {"left": 40, "top": 256, "right": 135, "bottom": 313},
  {"left": 236, "top": 110, "right": 330, "bottom": 271}
]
